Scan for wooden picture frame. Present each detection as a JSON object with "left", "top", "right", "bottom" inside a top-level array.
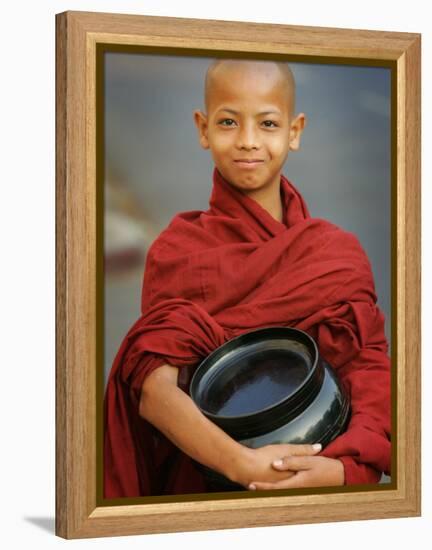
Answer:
[{"left": 55, "top": 10, "right": 421, "bottom": 539}]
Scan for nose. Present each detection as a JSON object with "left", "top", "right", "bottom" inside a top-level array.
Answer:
[{"left": 235, "top": 123, "right": 260, "bottom": 150}]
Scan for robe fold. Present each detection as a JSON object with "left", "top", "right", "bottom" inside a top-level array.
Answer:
[{"left": 104, "top": 167, "right": 391, "bottom": 498}]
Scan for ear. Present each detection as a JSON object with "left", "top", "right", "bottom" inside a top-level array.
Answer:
[
  {"left": 193, "top": 110, "right": 210, "bottom": 150},
  {"left": 289, "top": 113, "right": 307, "bottom": 152}
]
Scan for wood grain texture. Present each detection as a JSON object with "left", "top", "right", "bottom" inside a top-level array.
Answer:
[
  {"left": 66, "top": 10, "right": 417, "bottom": 59},
  {"left": 55, "top": 11, "right": 68, "bottom": 539},
  {"left": 55, "top": 10, "right": 421, "bottom": 539},
  {"left": 403, "top": 36, "right": 421, "bottom": 512}
]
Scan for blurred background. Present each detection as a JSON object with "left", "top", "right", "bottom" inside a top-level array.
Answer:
[{"left": 104, "top": 53, "right": 392, "bottom": 385}]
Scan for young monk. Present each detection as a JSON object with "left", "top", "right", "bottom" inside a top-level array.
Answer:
[{"left": 104, "top": 59, "right": 391, "bottom": 497}]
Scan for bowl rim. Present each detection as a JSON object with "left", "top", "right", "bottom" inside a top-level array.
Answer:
[{"left": 189, "top": 325, "right": 322, "bottom": 423}]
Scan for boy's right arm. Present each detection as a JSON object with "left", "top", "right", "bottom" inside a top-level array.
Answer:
[{"left": 139, "top": 364, "right": 320, "bottom": 488}]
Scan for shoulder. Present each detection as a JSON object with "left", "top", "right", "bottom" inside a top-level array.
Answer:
[
  {"left": 141, "top": 209, "right": 214, "bottom": 306},
  {"left": 309, "top": 217, "right": 369, "bottom": 253},
  {"left": 304, "top": 217, "right": 374, "bottom": 279},
  {"left": 317, "top": 218, "right": 377, "bottom": 296},
  {"left": 145, "top": 208, "right": 213, "bottom": 261}
]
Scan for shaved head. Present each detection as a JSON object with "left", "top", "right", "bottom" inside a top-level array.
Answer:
[
  {"left": 204, "top": 59, "right": 296, "bottom": 115},
  {"left": 193, "top": 57, "right": 306, "bottom": 210}
]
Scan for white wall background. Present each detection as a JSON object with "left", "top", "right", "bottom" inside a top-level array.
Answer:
[{"left": 1, "top": 0, "right": 429, "bottom": 548}]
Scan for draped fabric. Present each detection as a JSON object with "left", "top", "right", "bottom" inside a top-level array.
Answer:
[{"left": 104, "top": 167, "right": 391, "bottom": 498}]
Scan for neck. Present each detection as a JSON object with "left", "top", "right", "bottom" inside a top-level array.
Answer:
[{"left": 242, "top": 181, "right": 284, "bottom": 223}]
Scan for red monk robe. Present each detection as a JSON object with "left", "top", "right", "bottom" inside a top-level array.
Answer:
[{"left": 104, "top": 167, "right": 391, "bottom": 498}]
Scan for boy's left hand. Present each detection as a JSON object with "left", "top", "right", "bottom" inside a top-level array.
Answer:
[{"left": 248, "top": 456, "right": 344, "bottom": 490}]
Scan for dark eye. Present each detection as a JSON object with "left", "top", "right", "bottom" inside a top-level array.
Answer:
[
  {"left": 219, "top": 118, "right": 236, "bottom": 126},
  {"left": 262, "top": 120, "right": 278, "bottom": 128}
]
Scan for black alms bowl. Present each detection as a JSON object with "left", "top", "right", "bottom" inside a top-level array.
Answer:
[{"left": 189, "top": 326, "right": 350, "bottom": 490}]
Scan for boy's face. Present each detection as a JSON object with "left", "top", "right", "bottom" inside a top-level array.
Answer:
[{"left": 194, "top": 61, "right": 305, "bottom": 198}]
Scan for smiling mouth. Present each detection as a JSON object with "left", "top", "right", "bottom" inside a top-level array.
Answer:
[
  {"left": 234, "top": 159, "right": 264, "bottom": 170},
  {"left": 235, "top": 159, "right": 263, "bottom": 163},
  {"left": 234, "top": 159, "right": 264, "bottom": 168}
]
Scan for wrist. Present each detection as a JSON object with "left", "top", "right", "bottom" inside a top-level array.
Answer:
[
  {"left": 224, "top": 444, "right": 255, "bottom": 487},
  {"left": 334, "top": 458, "right": 346, "bottom": 485}
]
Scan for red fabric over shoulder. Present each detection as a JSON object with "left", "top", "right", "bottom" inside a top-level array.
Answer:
[{"left": 104, "top": 168, "right": 391, "bottom": 497}]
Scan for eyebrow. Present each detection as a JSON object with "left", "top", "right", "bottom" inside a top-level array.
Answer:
[{"left": 216, "top": 108, "right": 281, "bottom": 116}]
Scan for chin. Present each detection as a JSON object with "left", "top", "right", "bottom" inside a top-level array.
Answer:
[
  {"left": 230, "top": 181, "right": 262, "bottom": 193},
  {"left": 230, "top": 175, "right": 263, "bottom": 188},
  {"left": 220, "top": 169, "right": 267, "bottom": 193}
]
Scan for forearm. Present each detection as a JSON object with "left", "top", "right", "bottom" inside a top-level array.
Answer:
[
  {"left": 321, "top": 347, "right": 391, "bottom": 481},
  {"left": 139, "top": 364, "right": 250, "bottom": 485}
]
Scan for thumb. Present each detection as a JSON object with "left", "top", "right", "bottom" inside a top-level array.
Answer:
[
  {"left": 272, "top": 454, "right": 315, "bottom": 472},
  {"left": 278, "top": 443, "right": 322, "bottom": 457}
]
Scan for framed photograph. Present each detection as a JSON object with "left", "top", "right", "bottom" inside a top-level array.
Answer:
[{"left": 55, "top": 10, "right": 421, "bottom": 539}]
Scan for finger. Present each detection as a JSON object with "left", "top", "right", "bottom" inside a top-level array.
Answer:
[
  {"left": 249, "top": 475, "right": 304, "bottom": 491},
  {"left": 275, "top": 443, "right": 322, "bottom": 457},
  {"left": 248, "top": 481, "right": 277, "bottom": 491},
  {"left": 272, "top": 455, "right": 316, "bottom": 471},
  {"left": 289, "top": 443, "right": 322, "bottom": 456}
]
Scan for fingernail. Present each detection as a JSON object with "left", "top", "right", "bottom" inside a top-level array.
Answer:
[
  {"left": 273, "top": 459, "right": 283, "bottom": 466},
  {"left": 249, "top": 483, "right": 256, "bottom": 491},
  {"left": 313, "top": 443, "right": 322, "bottom": 451}
]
